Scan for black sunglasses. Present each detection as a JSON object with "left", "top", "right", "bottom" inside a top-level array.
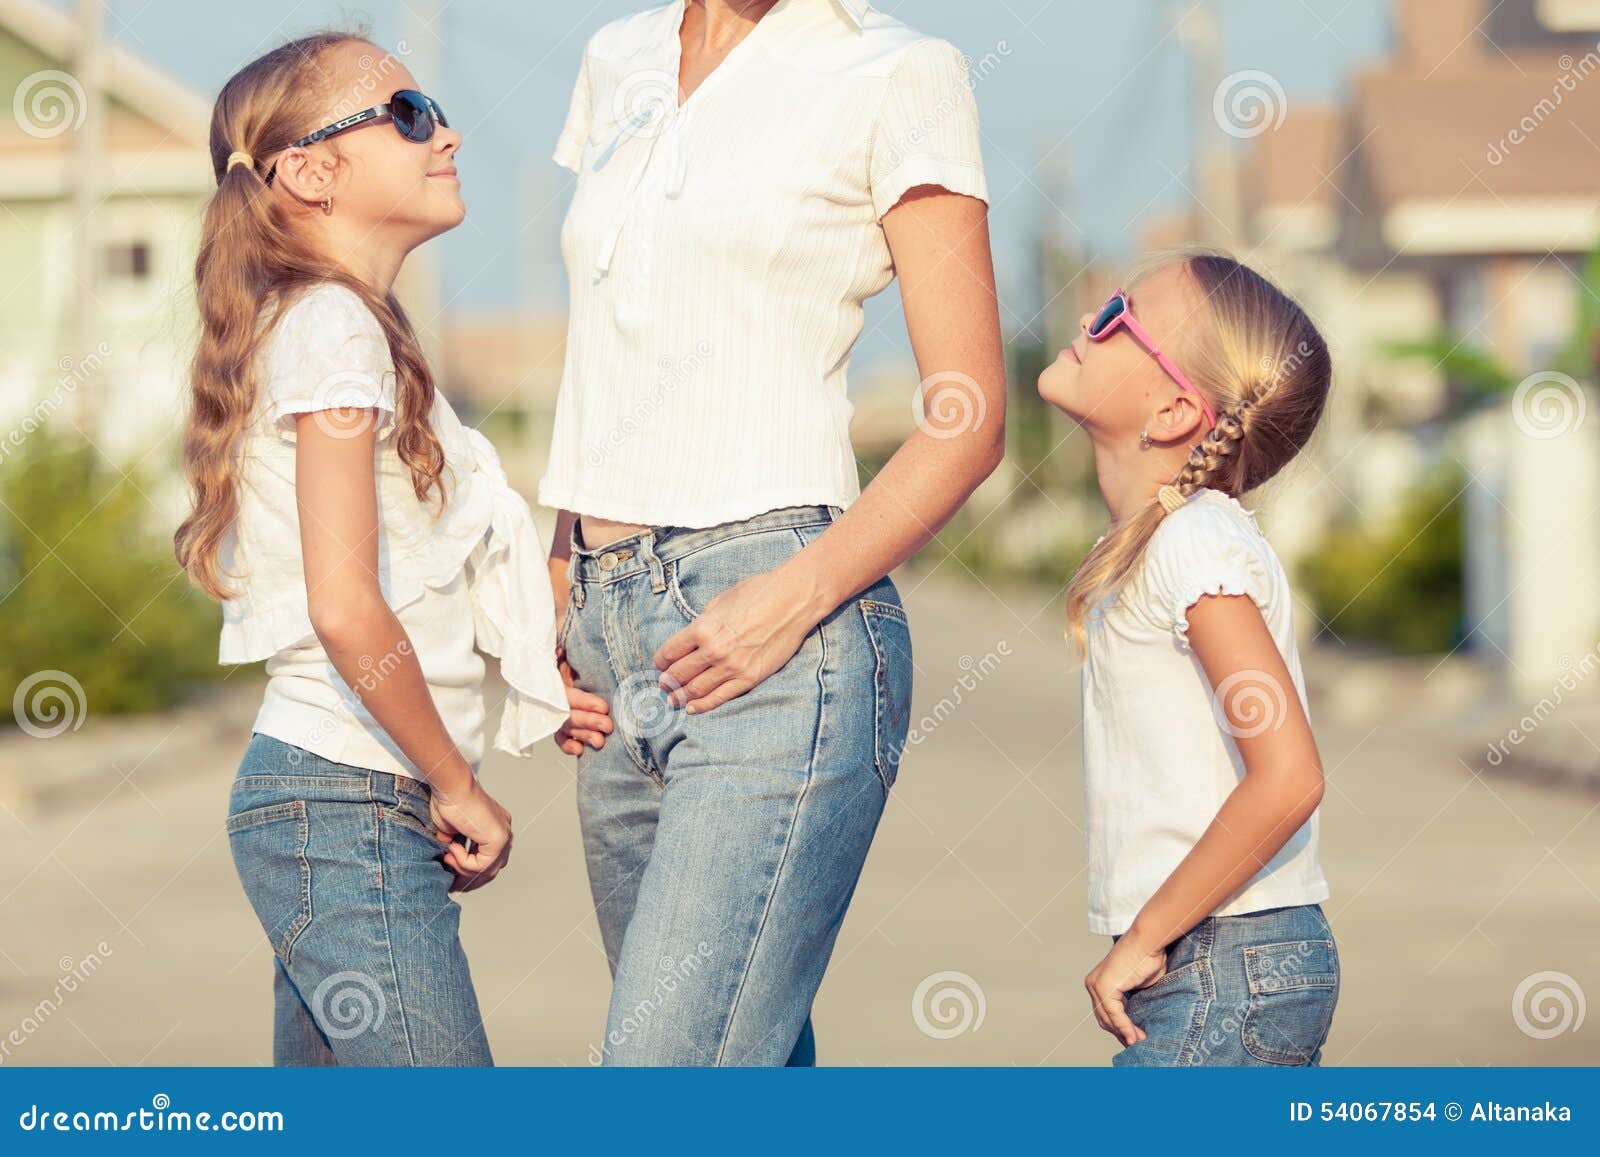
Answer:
[{"left": 265, "top": 89, "right": 448, "bottom": 184}]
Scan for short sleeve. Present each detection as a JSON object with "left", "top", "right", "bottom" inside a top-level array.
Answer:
[
  {"left": 261, "top": 285, "right": 397, "bottom": 442},
  {"left": 868, "top": 38, "right": 989, "bottom": 221},
  {"left": 554, "top": 47, "right": 593, "bottom": 173},
  {"left": 1142, "top": 500, "right": 1272, "bottom": 650}
]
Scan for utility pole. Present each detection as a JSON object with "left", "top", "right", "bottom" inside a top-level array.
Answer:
[
  {"left": 1178, "top": 1, "right": 1243, "bottom": 245},
  {"left": 70, "top": 0, "right": 106, "bottom": 435}
]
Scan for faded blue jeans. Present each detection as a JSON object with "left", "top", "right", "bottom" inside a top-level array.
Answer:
[
  {"left": 1114, "top": 904, "right": 1339, "bottom": 1066},
  {"left": 564, "top": 505, "right": 913, "bottom": 1066},
  {"left": 227, "top": 734, "right": 493, "bottom": 1066}
]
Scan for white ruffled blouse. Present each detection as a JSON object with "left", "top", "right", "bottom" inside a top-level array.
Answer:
[{"left": 217, "top": 284, "right": 567, "bottom": 772}]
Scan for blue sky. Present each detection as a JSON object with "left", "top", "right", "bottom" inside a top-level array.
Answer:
[{"left": 79, "top": 0, "right": 1391, "bottom": 360}]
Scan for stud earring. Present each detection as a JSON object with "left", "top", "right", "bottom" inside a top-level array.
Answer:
[
  {"left": 321, "top": 195, "right": 334, "bottom": 215},
  {"left": 1139, "top": 427, "right": 1153, "bottom": 449}
]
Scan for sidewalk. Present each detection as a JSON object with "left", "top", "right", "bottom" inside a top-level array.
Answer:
[{"left": 0, "top": 572, "right": 1594, "bottom": 1065}]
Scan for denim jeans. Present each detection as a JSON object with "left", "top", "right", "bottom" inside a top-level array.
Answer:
[
  {"left": 564, "top": 505, "right": 913, "bottom": 1066},
  {"left": 227, "top": 734, "right": 493, "bottom": 1066},
  {"left": 1113, "top": 904, "right": 1339, "bottom": 1066}
]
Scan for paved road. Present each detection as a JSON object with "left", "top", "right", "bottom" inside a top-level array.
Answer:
[{"left": 0, "top": 573, "right": 1595, "bottom": 1066}]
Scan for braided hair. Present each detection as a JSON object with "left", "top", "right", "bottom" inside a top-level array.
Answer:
[{"left": 1064, "top": 249, "right": 1332, "bottom": 646}]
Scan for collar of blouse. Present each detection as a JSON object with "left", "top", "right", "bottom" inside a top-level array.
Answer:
[{"left": 590, "top": 0, "right": 873, "bottom": 279}]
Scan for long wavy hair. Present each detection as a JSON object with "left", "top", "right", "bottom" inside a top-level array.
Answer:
[
  {"left": 174, "top": 32, "right": 445, "bottom": 601},
  {"left": 1064, "top": 249, "right": 1333, "bottom": 645}
]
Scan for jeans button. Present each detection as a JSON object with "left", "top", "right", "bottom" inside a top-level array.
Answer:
[{"left": 599, "top": 551, "right": 618, "bottom": 571}]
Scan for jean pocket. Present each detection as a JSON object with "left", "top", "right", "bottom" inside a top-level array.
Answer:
[
  {"left": 226, "top": 800, "right": 312, "bottom": 964},
  {"left": 860, "top": 598, "right": 913, "bottom": 792},
  {"left": 666, "top": 526, "right": 808, "bottom": 621},
  {"left": 1240, "top": 938, "right": 1339, "bottom": 1065}
]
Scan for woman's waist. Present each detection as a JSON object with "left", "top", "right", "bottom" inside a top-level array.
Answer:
[{"left": 566, "top": 503, "right": 841, "bottom": 585}]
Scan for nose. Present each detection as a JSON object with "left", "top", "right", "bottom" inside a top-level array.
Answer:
[
  {"left": 1078, "top": 311, "right": 1094, "bottom": 336},
  {"left": 435, "top": 123, "right": 461, "bottom": 158}
]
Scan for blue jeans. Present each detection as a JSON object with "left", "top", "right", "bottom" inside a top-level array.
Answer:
[
  {"left": 564, "top": 505, "right": 913, "bottom": 1066},
  {"left": 1113, "top": 904, "right": 1339, "bottom": 1066},
  {"left": 226, "top": 735, "right": 493, "bottom": 1066}
]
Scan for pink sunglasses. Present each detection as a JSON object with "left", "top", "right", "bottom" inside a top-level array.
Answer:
[{"left": 1086, "top": 288, "right": 1217, "bottom": 429}]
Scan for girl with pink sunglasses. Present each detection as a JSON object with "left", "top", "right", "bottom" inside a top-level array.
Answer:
[{"left": 1037, "top": 248, "right": 1341, "bottom": 1066}]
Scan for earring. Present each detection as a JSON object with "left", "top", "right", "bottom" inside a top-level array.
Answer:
[
  {"left": 1139, "top": 427, "right": 1153, "bottom": 449},
  {"left": 321, "top": 195, "right": 333, "bottom": 216}
]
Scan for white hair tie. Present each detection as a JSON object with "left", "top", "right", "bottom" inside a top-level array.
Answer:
[
  {"left": 1157, "top": 485, "right": 1187, "bottom": 514},
  {"left": 226, "top": 151, "right": 254, "bottom": 173}
]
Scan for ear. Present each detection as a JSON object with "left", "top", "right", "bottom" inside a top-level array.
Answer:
[
  {"left": 1152, "top": 393, "right": 1207, "bottom": 444},
  {"left": 271, "top": 146, "right": 337, "bottom": 209}
]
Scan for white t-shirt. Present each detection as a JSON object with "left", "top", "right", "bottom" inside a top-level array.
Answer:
[
  {"left": 1080, "top": 488, "right": 1329, "bottom": 936},
  {"left": 539, "top": 0, "right": 988, "bottom": 527},
  {"left": 218, "top": 284, "right": 569, "bottom": 777}
]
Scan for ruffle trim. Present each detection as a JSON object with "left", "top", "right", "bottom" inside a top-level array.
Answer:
[
  {"left": 1170, "top": 569, "right": 1263, "bottom": 651},
  {"left": 218, "top": 474, "right": 493, "bottom": 665},
  {"left": 219, "top": 428, "right": 568, "bottom": 757}
]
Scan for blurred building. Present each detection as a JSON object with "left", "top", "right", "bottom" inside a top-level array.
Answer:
[
  {"left": 1238, "top": 0, "right": 1600, "bottom": 685},
  {"left": 0, "top": 0, "right": 211, "bottom": 462}
]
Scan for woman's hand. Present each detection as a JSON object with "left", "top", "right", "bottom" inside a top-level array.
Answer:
[
  {"left": 653, "top": 565, "right": 827, "bottom": 714},
  {"left": 1084, "top": 933, "right": 1169, "bottom": 1047},
  {"left": 429, "top": 780, "right": 513, "bottom": 893}
]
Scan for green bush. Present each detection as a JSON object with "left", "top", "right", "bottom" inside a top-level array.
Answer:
[
  {"left": 0, "top": 429, "right": 224, "bottom": 722},
  {"left": 1299, "top": 468, "right": 1464, "bottom": 653}
]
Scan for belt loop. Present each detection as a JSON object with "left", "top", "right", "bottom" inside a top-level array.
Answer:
[
  {"left": 570, "top": 576, "right": 585, "bottom": 609},
  {"left": 640, "top": 531, "right": 666, "bottom": 593}
]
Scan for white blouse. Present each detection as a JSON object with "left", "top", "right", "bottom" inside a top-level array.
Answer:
[
  {"left": 540, "top": 0, "right": 988, "bottom": 528},
  {"left": 219, "top": 284, "right": 568, "bottom": 777},
  {"left": 1080, "top": 489, "right": 1329, "bottom": 936}
]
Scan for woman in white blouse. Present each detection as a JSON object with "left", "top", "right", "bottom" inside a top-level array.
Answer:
[{"left": 544, "top": 0, "right": 1005, "bottom": 1065}]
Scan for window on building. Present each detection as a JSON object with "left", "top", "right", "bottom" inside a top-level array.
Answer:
[{"left": 104, "top": 242, "right": 151, "bottom": 280}]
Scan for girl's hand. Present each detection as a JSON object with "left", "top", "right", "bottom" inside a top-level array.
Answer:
[
  {"left": 1084, "top": 934, "right": 1169, "bottom": 1047},
  {"left": 551, "top": 606, "right": 612, "bottom": 756},
  {"left": 429, "top": 780, "right": 512, "bottom": 893},
  {"left": 652, "top": 566, "right": 823, "bottom": 714}
]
